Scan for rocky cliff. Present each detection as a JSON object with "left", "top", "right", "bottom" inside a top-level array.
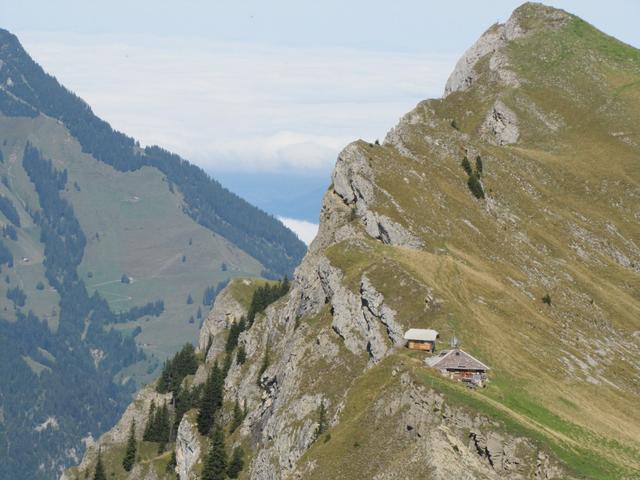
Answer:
[{"left": 64, "top": 3, "right": 640, "bottom": 479}]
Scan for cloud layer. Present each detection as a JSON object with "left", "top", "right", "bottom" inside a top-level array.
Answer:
[
  {"left": 19, "top": 32, "right": 454, "bottom": 173},
  {"left": 277, "top": 217, "right": 319, "bottom": 245}
]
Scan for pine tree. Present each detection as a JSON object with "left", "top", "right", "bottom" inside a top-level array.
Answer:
[
  {"left": 197, "top": 362, "right": 223, "bottom": 435},
  {"left": 227, "top": 446, "right": 244, "bottom": 478},
  {"left": 236, "top": 345, "right": 246, "bottom": 365},
  {"left": 93, "top": 450, "right": 107, "bottom": 480},
  {"left": 122, "top": 420, "right": 137, "bottom": 472},
  {"left": 467, "top": 172, "right": 485, "bottom": 199},
  {"left": 230, "top": 397, "right": 243, "bottom": 433},
  {"left": 143, "top": 401, "right": 156, "bottom": 441},
  {"left": 461, "top": 156, "right": 472, "bottom": 176},
  {"left": 316, "top": 401, "right": 328, "bottom": 437},
  {"left": 202, "top": 423, "right": 228, "bottom": 480},
  {"left": 475, "top": 155, "right": 483, "bottom": 175},
  {"left": 156, "top": 402, "right": 171, "bottom": 444}
]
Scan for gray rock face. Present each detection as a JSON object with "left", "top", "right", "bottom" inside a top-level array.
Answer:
[
  {"left": 331, "top": 142, "right": 422, "bottom": 249},
  {"left": 481, "top": 100, "right": 520, "bottom": 145},
  {"left": 198, "top": 285, "right": 246, "bottom": 356},
  {"left": 444, "top": 4, "right": 569, "bottom": 97},
  {"left": 371, "top": 373, "right": 571, "bottom": 480},
  {"left": 175, "top": 414, "right": 201, "bottom": 480},
  {"left": 317, "top": 257, "right": 400, "bottom": 363}
]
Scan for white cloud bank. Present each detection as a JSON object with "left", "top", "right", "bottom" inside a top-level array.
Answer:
[
  {"left": 18, "top": 32, "right": 455, "bottom": 173},
  {"left": 278, "top": 217, "right": 319, "bottom": 245}
]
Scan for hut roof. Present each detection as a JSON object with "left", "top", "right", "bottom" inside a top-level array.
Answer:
[
  {"left": 425, "top": 348, "right": 490, "bottom": 371},
  {"left": 404, "top": 328, "right": 439, "bottom": 342}
]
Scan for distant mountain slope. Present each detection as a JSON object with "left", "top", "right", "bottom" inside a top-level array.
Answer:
[
  {"left": 0, "top": 28, "right": 305, "bottom": 278},
  {"left": 0, "top": 29, "right": 305, "bottom": 480},
  {"left": 67, "top": 4, "right": 640, "bottom": 480}
]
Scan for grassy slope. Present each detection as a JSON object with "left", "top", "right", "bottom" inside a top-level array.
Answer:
[
  {"left": 304, "top": 8, "right": 640, "bottom": 478},
  {"left": 0, "top": 113, "right": 264, "bottom": 382}
]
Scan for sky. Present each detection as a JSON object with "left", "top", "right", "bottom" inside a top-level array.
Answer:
[{"left": 1, "top": 0, "right": 638, "bottom": 244}]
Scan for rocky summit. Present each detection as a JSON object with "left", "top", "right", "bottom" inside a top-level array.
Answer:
[{"left": 65, "top": 3, "right": 640, "bottom": 479}]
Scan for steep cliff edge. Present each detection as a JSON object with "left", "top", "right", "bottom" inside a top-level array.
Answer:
[{"left": 65, "top": 3, "right": 640, "bottom": 479}]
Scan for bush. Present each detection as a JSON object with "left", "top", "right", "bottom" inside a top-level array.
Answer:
[
  {"left": 542, "top": 293, "right": 552, "bottom": 305},
  {"left": 461, "top": 156, "right": 472, "bottom": 176},
  {"left": 467, "top": 173, "right": 485, "bottom": 199}
]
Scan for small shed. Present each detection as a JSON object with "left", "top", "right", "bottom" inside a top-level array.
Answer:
[
  {"left": 404, "top": 328, "right": 439, "bottom": 352},
  {"left": 425, "top": 348, "right": 490, "bottom": 385}
]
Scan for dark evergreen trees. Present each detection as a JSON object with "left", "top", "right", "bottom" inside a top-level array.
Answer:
[
  {"left": 461, "top": 156, "right": 472, "bottom": 176},
  {"left": 460, "top": 153, "right": 485, "bottom": 199},
  {"left": 227, "top": 447, "right": 244, "bottom": 479},
  {"left": 0, "top": 194, "right": 20, "bottom": 227},
  {"left": 202, "top": 423, "right": 227, "bottom": 480},
  {"left": 156, "top": 343, "right": 198, "bottom": 395},
  {"left": 6, "top": 286, "right": 26, "bottom": 307},
  {"left": 230, "top": 397, "right": 243, "bottom": 433},
  {"left": 143, "top": 402, "right": 170, "bottom": 444},
  {"left": 247, "top": 278, "right": 290, "bottom": 326},
  {"left": 225, "top": 317, "right": 246, "bottom": 353},
  {"left": 93, "top": 450, "right": 107, "bottom": 480},
  {"left": 202, "top": 280, "right": 230, "bottom": 306},
  {"left": 0, "top": 239, "right": 12, "bottom": 267},
  {"left": 236, "top": 345, "right": 246, "bottom": 365},
  {"left": 197, "top": 362, "right": 223, "bottom": 435},
  {"left": 316, "top": 401, "right": 328, "bottom": 437},
  {"left": 2, "top": 224, "right": 17, "bottom": 240},
  {"left": 475, "top": 155, "right": 483, "bottom": 175},
  {"left": 467, "top": 173, "right": 485, "bottom": 199},
  {"left": 122, "top": 420, "right": 137, "bottom": 472}
]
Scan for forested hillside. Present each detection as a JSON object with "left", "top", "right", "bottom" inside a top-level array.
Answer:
[{"left": 0, "top": 29, "right": 305, "bottom": 479}]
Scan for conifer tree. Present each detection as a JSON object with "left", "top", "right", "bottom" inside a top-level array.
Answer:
[
  {"left": 93, "top": 450, "right": 107, "bottom": 480},
  {"left": 236, "top": 345, "right": 246, "bottom": 365},
  {"left": 122, "top": 420, "right": 137, "bottom": 472},
  {"left": 461, "top": 156, "right": 472, "bottom": 176},
  {"left": 156, "top": 402, "right": 171, "bottom": 444},
  {"left": 202, "top": 423, "right": 228, "bottom": 480},
  {"left": 475, "top": 155, "right": 483, "bottom": 175},
  {"left": 227, "top": 446, "right": 244, "bottom": 478},
  {"left": 197, "top": 362, "right": 223, "bottom": 435},
  {"left": 143, "top": 401, "right": 156, "bottom": 441},
  {"left": 316, "top": 401, "right": 328, "bottom": 437},
  {"left": 230, "top": 397, "right": 243, "bottom": 433}
]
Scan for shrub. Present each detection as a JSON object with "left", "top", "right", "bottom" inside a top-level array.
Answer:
[
  {"left": 542, "top": 293, "right": 552, "bottom": 305},
  {"left": 467, "top": 173, "right": 485, "bottom": 199},
  {"left": 461, "top": 156, "right": 472, "bottom": 176}
]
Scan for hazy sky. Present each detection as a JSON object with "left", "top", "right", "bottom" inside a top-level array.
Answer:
[{"left": 1, "top": 1, "right": 638, "bottom": 242}]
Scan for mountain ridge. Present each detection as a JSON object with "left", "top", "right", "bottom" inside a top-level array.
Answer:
[{"left": 65, "top": 3, "right": 640, "bottom": 479}]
